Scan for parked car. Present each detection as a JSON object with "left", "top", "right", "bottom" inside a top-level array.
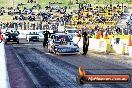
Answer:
[
  {"left": 26, "top": 32, "right": 39, "bottom": 42},
  {"left": 48, "top": 33, "right": 79, "bottom": 55},
  {"left": 4, "top": 32, "right": 19, "bottom": 44}
]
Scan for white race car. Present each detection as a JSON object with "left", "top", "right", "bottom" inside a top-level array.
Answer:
[
  {"left": 26, "top": 32, "right": 39, "bottom": 42},
  {"left": 48, "top": 33, "right": 80, "bottom": 55}
]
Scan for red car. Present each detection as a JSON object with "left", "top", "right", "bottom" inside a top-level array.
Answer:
[
  {"left": 0, "top": 29, "right": 3, "bottom": 43},
  {"left": 0, "top": 33, "right": 3, "bottom": 43}
]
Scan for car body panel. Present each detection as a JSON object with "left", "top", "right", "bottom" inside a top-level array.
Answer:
[
  {"left": 26, "top": 32, "right": 39, "bottom": 42},
  {"left": 4, "top": 33, "right": 19, "bottom": 44}
]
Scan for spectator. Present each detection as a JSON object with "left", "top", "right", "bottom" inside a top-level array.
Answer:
[{"left": 114, "top": 28, "right": 121, "bottom": 44}]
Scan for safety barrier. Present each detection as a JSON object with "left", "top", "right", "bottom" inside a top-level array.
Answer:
[
  {"left": 129, "top": 46, "right": 132, "bottom": 56},
  {"left": 125, "top": 45, "right": 129, "bottom": 54},
  {"left": 109, "top": 35, "right": 132, "bottom": 55},
  {"left": 72, "top": 36, "right": 132, "bottom": 55},
  {"left": 88, "top": 38, "right": 110, "bottom": 53},
  {"left": 72, "top": 37, "right": 111, "bottom": 53},
  {"left": 11, "top": 30, "right": 45, "bottom": 39},
  {"left": 112, "top": 44, "right": 125, "bottom": 55},
  {"left": 0, "top": 42, "right": 10, "bottom": 88}
]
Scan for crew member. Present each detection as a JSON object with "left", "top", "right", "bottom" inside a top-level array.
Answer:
[
  {"left": 43, "top": 30, "right": 50, "bottom": 48},
  {"left": 114, "top": 28, "right": 120, "bottom": 44},
  {"left": 82, "top": 30, "right": 89, "bottom": 55}
]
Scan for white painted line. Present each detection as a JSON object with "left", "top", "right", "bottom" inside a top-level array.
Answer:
[{"left": 0, "top": 42, "right": 10, "bottom": 88}]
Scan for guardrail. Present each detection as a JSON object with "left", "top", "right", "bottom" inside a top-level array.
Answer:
[{"left": 0, "top": 42, "right": 10, "bottom": 88}]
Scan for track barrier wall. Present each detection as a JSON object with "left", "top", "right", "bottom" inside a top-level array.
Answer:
[
  {"left": 0, "top": 42, "right": 10, "bottom": 88},
  {"left": 73, "top": 36, "right": 132, "bottom": 55},
  {"left": 129, "top": 46, "right": 132, "bottom": 56}
]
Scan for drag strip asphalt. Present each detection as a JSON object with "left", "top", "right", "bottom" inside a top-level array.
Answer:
[{"left": 9, "top": 40, "right": 132, "bottom": 88}]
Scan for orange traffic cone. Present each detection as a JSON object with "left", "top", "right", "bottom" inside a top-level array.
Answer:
[{"left": 128, "top": 35, "right": 132, "bottom": 46}]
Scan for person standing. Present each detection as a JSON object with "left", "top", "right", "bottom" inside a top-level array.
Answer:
[
  {"left": 82, "top": 30, "right": 89, "bottom": 55},
  {"left": 43, "top": 30, "right": 50, "bottom": 48},
  {"left": 114, "top": 28, "right": 121, "bottom": 44}
]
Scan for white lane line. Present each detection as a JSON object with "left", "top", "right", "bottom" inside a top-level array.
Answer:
[{"left": 0, "top": 42, "right": 10, "bottom": 88}]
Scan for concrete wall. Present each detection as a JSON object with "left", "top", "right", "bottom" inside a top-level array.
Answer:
[{"left": 0, "top": 42, "right": 10, "bottom": 88}]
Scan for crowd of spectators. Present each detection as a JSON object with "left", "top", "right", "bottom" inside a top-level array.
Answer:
[
  {"left": 0, "top": 2, "right": 131, "bottom": 35},
  {"left": 0, "top": 7, "right": 5, "bottom": 16},
  {"left": 66, "top": 3, "right": 132, "bottom": 36}
]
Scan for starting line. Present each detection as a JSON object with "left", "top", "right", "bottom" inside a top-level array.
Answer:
[{"left": 0, "top": 42, "right": 10, "bottom": 88}]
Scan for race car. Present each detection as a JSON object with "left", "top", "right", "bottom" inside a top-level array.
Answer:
[
  {"left": 26, "top": 32, "right": 39, "bottom": 42},
  {"left": 48, "top": 33, "right": 80, "bottom": 55},
  {"left": 4, "top": 32, "right": 19, "bottom": 44}
]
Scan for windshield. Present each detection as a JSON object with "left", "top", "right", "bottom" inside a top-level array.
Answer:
[
  {"left": 67, "top": 30, "right": 77, "bottom": 33},
  {"left": 55, "top": 35, "right": 70, "bottom": 42},
  {"left": 29, "top": 32, "right": 39, "bottom": 35},
  {"left": 6, "top": 33, "right": 18, "bottom": 36}
]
